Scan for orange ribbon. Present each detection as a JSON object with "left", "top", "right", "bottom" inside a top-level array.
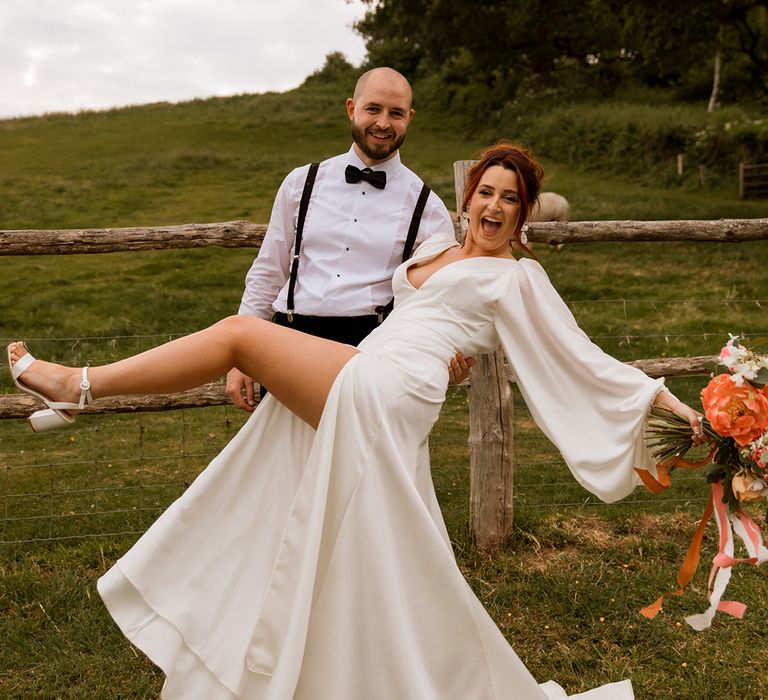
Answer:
[
  {"left": 639, "top": 489, "right": 714, "bottom": 619},
  {"left": 633, "top": 444, "right": 717, "bottom": 495},
  {"left": 635, "top": 444, "right": 721, "bottom": 621}
]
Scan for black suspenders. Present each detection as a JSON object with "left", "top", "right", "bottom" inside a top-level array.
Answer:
[
  {"left": 286, "top": 162, "right": 320, "bottom": 322},
  {"left": 285, "top": 162, "right": 432, "bottom": 322},
  {"left": 374, "top": 181, "right": 431, "bottom": 321}
]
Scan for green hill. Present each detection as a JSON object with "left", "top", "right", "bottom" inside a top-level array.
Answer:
[
  {"left": 0, "top": 82, "right": 475, "bottom": 230},
  {"left": 2, "top": 80, "right": 767, "bottom": 231}
]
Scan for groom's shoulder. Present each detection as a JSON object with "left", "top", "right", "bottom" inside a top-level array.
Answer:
[
  {"left": 395, "top": 157, "right": 423, "bottom": 184},
  {"left": 284, "top": 151, "right": 346, "bottom": 183}
]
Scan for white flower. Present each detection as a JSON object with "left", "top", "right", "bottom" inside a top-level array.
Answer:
[
  {"left": 720, "top": 335, "right": 767, "bottom": 385},
  {"left": 734, "top": 361, "right": 759, "bottom": 380}
]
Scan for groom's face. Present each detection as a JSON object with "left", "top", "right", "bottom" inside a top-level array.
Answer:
[{"left": 346, "top": 73, "right": 414, "bottom": 165}]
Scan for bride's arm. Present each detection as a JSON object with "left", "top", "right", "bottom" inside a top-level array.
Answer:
[{"left": 492, "top": 260, "right": 704, "bottom": 502}]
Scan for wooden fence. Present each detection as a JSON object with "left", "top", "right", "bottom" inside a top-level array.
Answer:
[
  {"left": 739, "top": 162, "right": 768, "bottom": 199},
  {"left": 2, "top": 190, "right": 767, "bottom": 549}
]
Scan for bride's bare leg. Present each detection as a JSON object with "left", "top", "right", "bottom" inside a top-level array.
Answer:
[{"left": 8, "top": 316, "right": 359, "bottom": 429}]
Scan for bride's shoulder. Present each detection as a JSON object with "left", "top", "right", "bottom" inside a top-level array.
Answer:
[
  {"left": 413, "top": 235, "right": 459, "bottom": 259},
  {"left": 516, "top": 256, "right": 549, "bottom": 277},
  {"left": 498, "top": 257, "right": 555, "bottom": 294}
]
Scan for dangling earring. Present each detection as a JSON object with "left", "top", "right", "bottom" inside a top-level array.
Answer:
[
  {"left": 459, "top": 210, "right": 470, "bottom": 238},
  {"left": 510, "top": 224, "right": 529, "bottom": 254}
]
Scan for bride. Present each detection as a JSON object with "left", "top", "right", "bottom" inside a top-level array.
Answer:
[{"left": 8, "top": 142, "right": 704, "bottom": 699}]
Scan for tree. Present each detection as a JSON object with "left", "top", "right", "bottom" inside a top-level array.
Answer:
[
  {"left": 726, "top": 0, "right": 768, "bottom": 98},
  {"left": 352, "top": 0, "right": 768, "bottom": 111},
  {"left": 354, "top": 0, "right": 626, "bottom": 109},
  {"left": 302, "top": 52, "right": 358, "bottom": 85},
  {"left": 594, "top": 0, "right": 768, "bottom": 103}
]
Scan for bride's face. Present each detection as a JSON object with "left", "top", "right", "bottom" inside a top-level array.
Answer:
[{"left": 465, "top": 165, "right": 520, "bottom": 256}]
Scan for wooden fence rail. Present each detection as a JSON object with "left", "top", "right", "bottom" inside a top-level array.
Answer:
[{"left": 1, "top": 218, "right": 767, "bottom": 256}]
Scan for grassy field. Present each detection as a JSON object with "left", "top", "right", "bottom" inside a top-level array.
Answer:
[{"left": 2, "top": 82, "right": 768, "bottom": 698}]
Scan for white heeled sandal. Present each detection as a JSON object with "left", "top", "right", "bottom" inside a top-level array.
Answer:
[{"left": 7, "top": 343, "right": 93, "bottom": 432}]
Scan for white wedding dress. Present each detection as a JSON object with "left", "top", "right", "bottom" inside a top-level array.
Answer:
[{"left": 99, "top": 236, "right": 661, "bottom": 699}]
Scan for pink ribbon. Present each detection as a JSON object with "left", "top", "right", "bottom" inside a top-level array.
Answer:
[{"left": 685, "top": 483, "right": 768, "bottom": 630}]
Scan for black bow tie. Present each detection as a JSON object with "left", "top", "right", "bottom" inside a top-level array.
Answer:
[{"left": 345, "top": 164, "right": 387, "bottom": 190}]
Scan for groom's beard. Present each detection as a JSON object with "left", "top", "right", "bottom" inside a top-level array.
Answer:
[{"left": 351, "top": 122, "right": 406, "bottom": 162}]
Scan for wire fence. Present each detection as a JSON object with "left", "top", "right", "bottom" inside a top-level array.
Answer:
[{"left": 2, "top": 298, "right": 767, "bottom": 547}]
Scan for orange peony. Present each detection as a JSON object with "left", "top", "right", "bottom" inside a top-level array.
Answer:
[{"left": 700, "top": 374, "right": 768, "bottom": 446}]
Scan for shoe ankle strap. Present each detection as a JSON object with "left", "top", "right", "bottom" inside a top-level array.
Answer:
[{"left": 78, "top": 367, "right": 92, "bottom": 409}]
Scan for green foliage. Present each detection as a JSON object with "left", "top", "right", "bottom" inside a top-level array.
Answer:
[
  {"left": 726, "top": 0, "right": 768, "bottom": 99},
  {"left": 495, "top": 99, "right": 768, "bottom": 186},
  {"left": 355, "top": 0, "right": 768, "bottom": 112},
  {"left": 617, "top": 0, "right": 720, "bottom": 87},
  {"left": 301, "top": 51, "right": 359, "bottom": 87},
  {"left": 355, "top": 0, "right": 429, "bottom": 77},
  {"left": 692, "top": 114, "right": 768, "bottom": 166}
]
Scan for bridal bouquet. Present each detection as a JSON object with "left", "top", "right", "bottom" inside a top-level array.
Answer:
[{"left": 638, "top": 335, "right": 768, "bottom": 630}]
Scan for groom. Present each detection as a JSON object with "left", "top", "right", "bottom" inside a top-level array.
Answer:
[{"left": 228, "top": 67, "right": 471, "bottom": 410}]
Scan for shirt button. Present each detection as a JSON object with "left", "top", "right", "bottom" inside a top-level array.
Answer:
[
  {"left": 354, "top": 218, "right": 357, "bottom": 222},
  {"left": 346, "top": 247, "right": 349, "bottom": 251}
]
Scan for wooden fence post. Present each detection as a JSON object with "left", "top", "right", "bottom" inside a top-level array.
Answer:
[
  {"left": 739, "top": 162, "right": 745, "bottom": 199},
  {"left": 454, "top": 160, "right": 515, "bottom": 550}
]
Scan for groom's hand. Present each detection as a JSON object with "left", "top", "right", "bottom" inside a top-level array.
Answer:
[
  {"left": 226, "top": 367, "right": 257, "bottom": 411},
  {"left": 447, "top": 352, "right": 475, "bottom": 386}
]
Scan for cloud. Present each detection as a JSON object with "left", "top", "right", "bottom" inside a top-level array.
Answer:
[{"left": 0, "top": 0, "right": 367, "bottom": 118}]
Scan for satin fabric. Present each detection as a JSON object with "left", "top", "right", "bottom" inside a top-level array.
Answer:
[{"left": 99, "top": 236, "right": 655, "bottom": 698}]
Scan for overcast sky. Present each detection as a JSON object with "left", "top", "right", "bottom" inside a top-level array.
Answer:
[{"left": 0, "top": 1, "right": 368, "bottom": 119}]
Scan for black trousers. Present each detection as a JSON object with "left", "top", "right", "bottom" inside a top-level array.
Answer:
[
  {"left": 271, "top": 312, "right": 381, "bottom": 346},
  {"left": 259, "top": 312, "right": 383, "bottom": 398}
]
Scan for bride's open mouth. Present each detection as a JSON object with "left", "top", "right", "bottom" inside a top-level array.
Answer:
[{"left": 480, "top": 216, "right": 502, "bottom": 235}]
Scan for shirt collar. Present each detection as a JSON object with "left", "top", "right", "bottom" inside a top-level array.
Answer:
[{"left": 346, "top": 145, "right": 402, "bottom": 179}]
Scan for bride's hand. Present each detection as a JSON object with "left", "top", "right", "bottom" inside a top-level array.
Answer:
[{"left": 653, "top": 389, "right": 707, "bottom": 446}]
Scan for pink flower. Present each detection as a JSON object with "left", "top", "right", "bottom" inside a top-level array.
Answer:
[
  {"left": 745, "top": 435, "right": 768, "bottom": 469},
  {"left": 701, "top": 374, "right": 768, "bottom": 446}
]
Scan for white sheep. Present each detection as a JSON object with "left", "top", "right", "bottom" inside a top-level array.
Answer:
[{"left": 529, "top": 191, "right": 570, "bottom": 222}]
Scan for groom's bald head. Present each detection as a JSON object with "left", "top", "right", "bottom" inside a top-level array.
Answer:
[{"left": 353, "top": 67, "right": 413, "bottom": 108}]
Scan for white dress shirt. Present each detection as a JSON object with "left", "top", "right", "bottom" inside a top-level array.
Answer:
[{"left": 238, "top": 146, "right": 454, "bottom": 318}]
